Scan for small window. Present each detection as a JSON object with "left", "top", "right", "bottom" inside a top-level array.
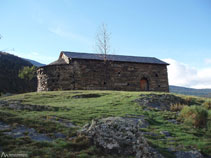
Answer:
[
  {"left": 104, "top": 81, "right": 106, "bottom": 85},
  {"left": 158, "top": 85, "right": 161, "bottom": 87},
  {"left": 127, "top": 83, "right": 130, "bottom": 86},
  {"left": 118, "top": 72, "right": 121, "bottom": 75},
  {"left": 57, "top": 74, "right": 60, "bottom": 78},
  {"left": 155, "top": 73, "right": 159, "bottom": 77}
]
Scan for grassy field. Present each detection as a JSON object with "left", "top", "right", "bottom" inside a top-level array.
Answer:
[{"left": 0, "top": 90, "right": 210, "bottom": 158}]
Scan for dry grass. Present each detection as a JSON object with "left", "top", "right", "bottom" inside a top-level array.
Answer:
[
  {"left": 203, "top": 100, "right": 211, "bottom": 110},
  {"left": 178, "top": 105, "right": 208, "bottom": 128},
  {"left": 170, "top": 103, "right": 187, "bottom": 112}
]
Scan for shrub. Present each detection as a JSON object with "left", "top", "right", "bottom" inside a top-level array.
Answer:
[
  {"left": 18, "top": 66, "right": 36, "bottom": 81},
  {"left": 184, "top": 96, "right": 195, "bottom": 105},
  {"left": 170, "top": 104, "right": 187, "bottom": 112},
  {"left": 207, "top": 120, "right": 211, "bottom": 132},
  {"left": 178, "top": 105, "right": 208, "bottom": 128},
  {"left": 202, "top": 100, "right": 211, "bottom": 110}
]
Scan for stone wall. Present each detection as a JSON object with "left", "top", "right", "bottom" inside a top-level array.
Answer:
[{"left": 37, "top": 59, "right": 169, "bottom": 92}]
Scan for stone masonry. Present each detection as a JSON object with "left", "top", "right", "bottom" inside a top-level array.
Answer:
[{"left": 37, "top": 52, "right": 169, "bottom": 92}]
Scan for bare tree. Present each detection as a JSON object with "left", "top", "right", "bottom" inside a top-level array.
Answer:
[
  {"left": 95, "top": 23, "right": 111, "bottom": 62},
  {"left": 95, "top": 24, "right": 113, "bottom": 87}
]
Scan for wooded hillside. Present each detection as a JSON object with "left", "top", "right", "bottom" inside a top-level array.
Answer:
[{"left": 0, "top": 52, "right": 37, "bottom": 93}]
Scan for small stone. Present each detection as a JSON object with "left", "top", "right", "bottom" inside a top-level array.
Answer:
[
  {"left": 107, "top": 143, "right": 119, "bottom": 149},
  {"left": 175, "top": 150, "right": 204, "bottom": 158},
  {"left": 167, "top": 119, "right": 178, "bottom": 124},
  {"left": 160, "top": 131, "right": 171, "bottom": 137}
]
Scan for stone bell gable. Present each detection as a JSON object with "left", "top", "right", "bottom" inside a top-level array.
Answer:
[{"left": 37, "top": 51, "right": 169, "bottom": 92}]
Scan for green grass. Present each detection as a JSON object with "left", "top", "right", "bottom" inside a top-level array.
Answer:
[
  {"left": 1, "top": 91, "right": 149, "bottom": 126},
  {"left": 0, "top": 90, "right": 210, "bottom": 158}
]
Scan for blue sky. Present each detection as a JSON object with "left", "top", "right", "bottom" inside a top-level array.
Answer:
[{"left": 1, "top": 0, "right": 211, "bottom": 88}]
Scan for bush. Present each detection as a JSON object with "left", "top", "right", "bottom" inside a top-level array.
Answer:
[
  {"left": 184, "top": 96, "right": 196, "bottom": 105},
  {"left": 170, "top": 104, "right": 187, "bottom": 112},
  {"left": 178, "top": 105, "right": 208, "bottom": 128},
  {"left": 18, "top": 66, "right": 36, "bottom": 81},
  {"left": 207, "top": 120, "right": 211, "bottom": 132},
  {"left": 202, "top": 100, "right": 211, "bottom": 110}
]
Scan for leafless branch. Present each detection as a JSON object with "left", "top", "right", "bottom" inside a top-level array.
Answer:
[{"left": 95, "top": 23, "right": 111, "bottom": 62}]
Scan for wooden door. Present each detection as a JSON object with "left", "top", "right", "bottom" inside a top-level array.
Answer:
[{"left": 140, "top": 78, "right": 149, "bottom": 91}]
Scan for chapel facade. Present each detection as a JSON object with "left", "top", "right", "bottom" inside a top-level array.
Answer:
[{"left": 37, "top": 51, "right": 169, "bottom": 92}]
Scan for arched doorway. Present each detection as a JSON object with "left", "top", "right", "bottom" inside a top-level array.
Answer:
[{"left": 140, "top": 78, "right": 149, "bottom": 91}]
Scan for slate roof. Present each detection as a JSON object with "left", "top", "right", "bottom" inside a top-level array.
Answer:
[
  {"left": 49, "top": 58, "right": 66, "bottom": 65},
  {"left": 61, "top": 51, "right": 169, "bottom": 65}
]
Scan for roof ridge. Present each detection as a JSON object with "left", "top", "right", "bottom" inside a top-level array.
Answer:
[
  {"left": 62, "top": 51, "right": 157, "bottom": 59},
  {"left": 60, "top": 51, "right": 169, "bottom": 65}
]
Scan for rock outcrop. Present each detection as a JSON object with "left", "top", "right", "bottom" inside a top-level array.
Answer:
[
  {"left": 135, "top": 94, "right": 186, "bottom": 110},
  {"left": 0, "top": 121, "right": 66, "bottom": 141},
  {"left": 79, "top": 117, "right": 163, "bottom": 158},
  {"left": 175, "top": 150, "right": 204, "bottom": 158},
  {"left": 0, "top": 100, "right": 67, "bottom": 111}
]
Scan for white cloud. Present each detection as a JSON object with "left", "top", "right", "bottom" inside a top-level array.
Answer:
[
  {"left": 163, "top": 58, "right": 211, "bottom": 89},
  {"left": 205, "top": 58, "right": 211, "bottom": 64}
]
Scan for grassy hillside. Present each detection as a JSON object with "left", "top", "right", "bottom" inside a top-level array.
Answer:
[
  {"left": 0, "top": 91, "right": 210, "bottom": 158},
  {"left": 0, "top": 52, "right": 37, "bottom": 93}
]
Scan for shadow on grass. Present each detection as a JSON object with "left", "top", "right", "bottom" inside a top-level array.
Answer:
[{"left": 149, "top": 142, "right": 176, "bottom": 158}]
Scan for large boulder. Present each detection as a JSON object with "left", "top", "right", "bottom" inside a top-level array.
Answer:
[
  {"left": 135, "top": 94, "right": 186, "bottom": 110},
  {"left": 79, "top": 117, "right": 163, "bottom": 158}
]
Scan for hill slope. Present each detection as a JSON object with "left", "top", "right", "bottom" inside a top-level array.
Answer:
[
  {"left": 0, "top": 52, "right": 37, "bottom": 93},
  {"left": 0, "top": 91, "right": 210, "bottom": 157},
  {"left": 170, "top": 85, "right": 211, "bottom": 98},
  {"left": 24, "top": 58, "right": 45, "bottom": 67}
]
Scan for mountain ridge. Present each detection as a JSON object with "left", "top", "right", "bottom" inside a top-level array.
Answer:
[
  {"left": 23, "top": 58, "right": 45, "bottom": 67},
  {"left": 170, "top": 85, "right": 211, "bottom": 98}
]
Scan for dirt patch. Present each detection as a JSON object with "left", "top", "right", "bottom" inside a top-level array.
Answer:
[
  {"left": 40, "top": 94, "right": 58, "bottom": 98},
  {"left": 72, "top": 93, "right": 103, "bottom": 99},
  {"left": 43, "top": 116, "right": 78, "bottom": 128}
]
